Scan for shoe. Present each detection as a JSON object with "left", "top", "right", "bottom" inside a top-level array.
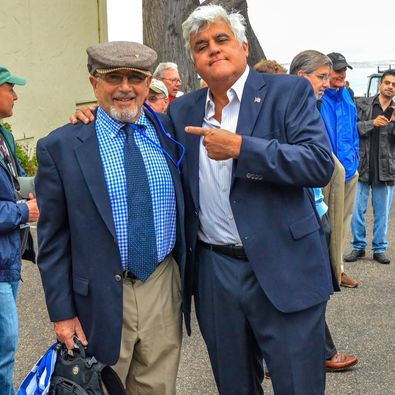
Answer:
[
  {"left": 373, "top": 252, "right": 390, "bottom": 264},
  {"left": 325, "top": 354, "right": 358, "bottom": 371},
  {"left": 344, "top": 249, "right": 365, "bottom": 262},
  {"left": 340, "top": 272, "right": 359, "bottom": 288}
]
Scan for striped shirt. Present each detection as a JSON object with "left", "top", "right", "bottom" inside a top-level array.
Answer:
[
  {"left": 95, "top": 107, "right": 176, "bottom": 270},
  {"left": 198, "top": 66, "right": 250, "bottom": 245}
]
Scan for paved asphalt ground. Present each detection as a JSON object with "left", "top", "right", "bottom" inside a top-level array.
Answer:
[{"left": 14, "top": 203, "right": 394, "bottom": 394}]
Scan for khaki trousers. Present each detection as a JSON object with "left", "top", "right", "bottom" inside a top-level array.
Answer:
[
  {"left": 113, "top": 255, "right": 182, "bottom": 395},
  {"left": 342, "top": 172, "right": 359, "bottom": 271},
  {"left": 323, "top": 155, "right": 345, "bottom": 284}
]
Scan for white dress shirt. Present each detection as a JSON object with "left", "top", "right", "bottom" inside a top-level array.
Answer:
[{"left": 198, "top": 66, "right": 250, "bottom": 245}]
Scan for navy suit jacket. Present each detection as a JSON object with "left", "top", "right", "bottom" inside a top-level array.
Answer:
[
  {"left": 36, "top": 109, "right": 186, "bottom": 365},
  {"left": 167, "top": 69, "right": 335, "bottom": 314}
]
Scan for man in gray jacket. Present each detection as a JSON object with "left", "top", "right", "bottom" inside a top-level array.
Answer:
[{"left": 345, "top": 69, "right": 395, "bottom": 264}]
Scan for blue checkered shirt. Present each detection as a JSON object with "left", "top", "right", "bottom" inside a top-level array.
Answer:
[{"left": 95, "top": 107, "right": 176, "bottom": 270}]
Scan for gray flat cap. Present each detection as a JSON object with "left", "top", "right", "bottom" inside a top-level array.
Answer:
[{"left": 87, "top": 41, "right": 157, "bottom": 76}]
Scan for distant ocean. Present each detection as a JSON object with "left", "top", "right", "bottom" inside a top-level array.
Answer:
[{"left": 282, "top": 60, "right": 395, "bottom": 97}]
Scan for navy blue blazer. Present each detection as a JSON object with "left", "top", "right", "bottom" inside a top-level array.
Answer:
[
  {"left": 36, "top": 110, "right": 186, "bottom": 365},
  {"left": 167, "top": 69, "right": 335, "bottom": 314}
]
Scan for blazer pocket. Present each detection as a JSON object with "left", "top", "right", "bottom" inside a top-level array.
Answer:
[
  {"left": 289, "top": 212, "right": 320, "bottom": 240},
  {"left": 72, "top": 276, "right": 89, "bottom": 296}
]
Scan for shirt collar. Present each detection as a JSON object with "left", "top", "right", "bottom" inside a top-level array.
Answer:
[
  {"left": 96, "top": 106, "right": 147, "bottom": 138},
  {"left": 205, "top": 66, "right": 250, "bottom": 116}
]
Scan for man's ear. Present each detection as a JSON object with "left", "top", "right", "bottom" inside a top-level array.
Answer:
[
  {"left": 242, "top": 42, "right": 249, "bottom": 58},
  {"left": 89, "top": 75, "right": 98, "bottom": 90},
  {"left": 296, "top": 70, "right": 305, "bottom": 77},
  {"left": 146, "top": 75, "right": 153, "bottom": 87}
]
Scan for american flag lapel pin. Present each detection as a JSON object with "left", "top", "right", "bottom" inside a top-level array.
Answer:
[{"left": 254, "top": 97, "right": 261, "bottom": 103}]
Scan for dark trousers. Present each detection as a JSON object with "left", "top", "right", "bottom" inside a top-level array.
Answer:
[{"left": 194, "top": 245, "right": 327, "bottom": 395}]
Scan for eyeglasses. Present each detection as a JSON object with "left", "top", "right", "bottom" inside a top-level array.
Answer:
[
  {"left": 309, "top": 73, "right": 330, "bottom": 81},
  {"left": 382, "top": 80, "right": 395, "bottom": 88},
  {"left": 161, "top": 78, "right": 182, "bottom": 85},
  {"left": 147, "top": 95, "right": 166, "bottom": 103},
  {"left": 96, "top": 72, "right": 147, "bottom": 85}
]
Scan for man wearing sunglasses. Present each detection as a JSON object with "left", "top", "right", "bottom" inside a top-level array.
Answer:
[
  {"left": 0, "top": 65, "right": 39, "bottom": 395},
  {"left": 345, "top": 69, "right": 395, "bottom": 264},
  {"left": 35, "top": 41, "right": 186, "bottom": 394},
  {"left": 145, "top": 78, "right": 169, "bottom": 113}
]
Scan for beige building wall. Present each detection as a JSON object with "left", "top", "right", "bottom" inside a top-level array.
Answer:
[{"left": 0, "top": 0, "right": 107, "bottom": 147}]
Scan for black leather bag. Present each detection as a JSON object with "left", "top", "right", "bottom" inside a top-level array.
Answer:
[{"left": 49, "top": 340, "right": 125, "bottom": 395}]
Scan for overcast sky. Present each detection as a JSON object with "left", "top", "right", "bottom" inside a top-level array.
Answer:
[{"left": 107, "top": 0, "right": 395, "bottom": 63}]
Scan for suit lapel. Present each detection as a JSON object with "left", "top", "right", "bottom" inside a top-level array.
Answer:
[
  {"left": 185, "top": 89, "right": 207, "bottom": 211},
  {"left": 235, "top": 69, "right": 267, "bottom": 137},
  {"left": 74, "top": 122, "right": 116, "bottom": 238},
  {"left": 231, "top": 70, "right": 267, "bottom": 187}
]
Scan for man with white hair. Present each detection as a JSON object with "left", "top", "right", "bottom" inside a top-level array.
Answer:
[
  {"left": 168, "top": 5, "right": 334, "bottom": 394},
  {"left": 153, "top": 62, "right": 183, "bottom": 102},
  {"left": 70, "top": 6, "right": 335, "bottom": 394}
]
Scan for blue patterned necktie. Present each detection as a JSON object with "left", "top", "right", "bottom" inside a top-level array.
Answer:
[{"left": 123, "top": 124, "right": 158, "bottom": 281}]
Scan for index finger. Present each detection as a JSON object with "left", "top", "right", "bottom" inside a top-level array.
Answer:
[{"left": 185, "top": 126, "right": 210, "bottom": 136}]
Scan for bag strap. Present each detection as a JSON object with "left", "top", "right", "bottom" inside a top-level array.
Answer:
[{"left": 100, "top": 366, "right": 127, "bottom": 395}]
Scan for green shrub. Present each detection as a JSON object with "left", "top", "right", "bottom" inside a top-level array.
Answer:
[{"left": 1, "top": 121, "right": 37, "bottom": 176}]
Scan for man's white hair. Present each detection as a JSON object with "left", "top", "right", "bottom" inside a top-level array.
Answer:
[
  {"left": 153, "top": 62, "right": 179, "bottom": 78},
  {"left": 182, "top": 4, "right": 247, "bottom": 59}
]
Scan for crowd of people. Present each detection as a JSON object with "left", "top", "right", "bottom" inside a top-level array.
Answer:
[{"left": 1, "top": 4, "right": 394, "bottom": 395}]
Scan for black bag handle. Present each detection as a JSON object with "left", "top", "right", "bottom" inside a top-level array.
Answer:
[{"left": 55, "top": 338, "right": 126, "bottom": 395}]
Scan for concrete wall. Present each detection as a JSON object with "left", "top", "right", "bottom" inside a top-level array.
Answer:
[{"left": 0, "top": 0, "right": 107, "bottom": 146}]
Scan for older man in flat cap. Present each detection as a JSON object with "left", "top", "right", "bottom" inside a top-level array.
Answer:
[{"left": 35, "top": 41, "right": 186, "bottom": 394}]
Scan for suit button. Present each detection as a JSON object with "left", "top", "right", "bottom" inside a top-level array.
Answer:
[
  {"left": 194, "top": 210, "right": 199, "bottom": 217},
  {"left": 189, "top": 247, "right": 193, "bottom": 252},
  {"left": 114, "top": 274, "right": 122, "bottom": 282}
]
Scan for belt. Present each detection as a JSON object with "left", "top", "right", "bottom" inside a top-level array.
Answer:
[{"left": 199, "top": 241, "right": 248, "bottom": 260}]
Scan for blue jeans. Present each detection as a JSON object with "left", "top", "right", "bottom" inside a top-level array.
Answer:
[
  {"left": 351, "top": 182, "right": 392, "bottom": 252},
  {"left": 0, "top": 281, "right": 19, "bottom": 395}
]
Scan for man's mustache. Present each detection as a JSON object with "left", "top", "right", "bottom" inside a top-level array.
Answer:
[{"left": 113, "top": 93, "right": 136, "bottom": 100}]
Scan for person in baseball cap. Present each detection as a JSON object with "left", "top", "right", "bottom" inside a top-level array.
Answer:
[
  {"left": 35, "top": 41, "right": 185, "bottom": 394},
  {"left": 326, "top": 52, "right": 353, "bottom": 71},
  {"left": 0, "top": 65, "right": 26, "bottom": 119},
  {"left": 0, "top": 64, "right": 26, "bottom": 86},
  {"left": 320, "top": 51, "right": 360, "bottom": 289},
  {"left": 0, "top": 64, "right": 39, "bottom": 395},
  {"left": 146, "top": 78, "right": 169, "bottom": 113}
]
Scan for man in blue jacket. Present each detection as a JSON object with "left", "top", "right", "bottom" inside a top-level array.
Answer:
[
  {"left": 0, "top": 65, "right": 39, "bottom": 395},
  {"left": 320, "top": 52, "right": 360, "bottom": 288}
]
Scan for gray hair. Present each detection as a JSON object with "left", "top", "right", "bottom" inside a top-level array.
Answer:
[
  {"left": 182, "top": 4, "right": 247, "bottom": 59},
  {"left": 153, "top": 62, "right": 179, "bottom": 78},
  {"left": 289, "top": 50, "right": 332, "bottom": 75}
]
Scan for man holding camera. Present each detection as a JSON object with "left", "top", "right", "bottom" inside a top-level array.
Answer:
[{"left": 345, "top": 69, "right": 395, "bottom": 264}]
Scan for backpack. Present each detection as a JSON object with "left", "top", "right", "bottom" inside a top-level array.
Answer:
[{"left": 17, "top": 340, "right": 126, "bottom": 395}]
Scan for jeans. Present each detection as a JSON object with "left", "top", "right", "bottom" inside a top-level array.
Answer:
[
  {"left": 0, "top": 281, "right": 19, "bottom": 395},
  {"left": 388, "top": 185, "right": 394, "bottom": 213},
  {"left": 351, "top": 182, "right": 392, "bottom": 252}
]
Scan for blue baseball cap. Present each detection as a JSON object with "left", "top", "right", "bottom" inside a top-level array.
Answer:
[{"left": 0, "top": 64, "right": 26, "bottom": 86}]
